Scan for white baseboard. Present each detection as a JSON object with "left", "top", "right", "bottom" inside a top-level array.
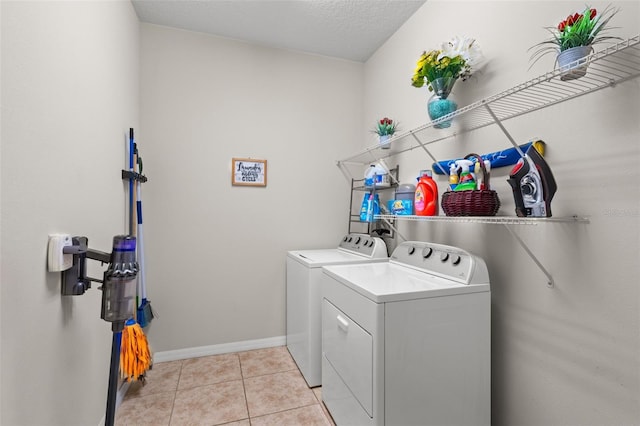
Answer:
[
  {"left": 98, "top": 381, "right": 131, "bottom": 426},
  {"left": 153, "top": 335, "right": 287, "bottom": 363}
]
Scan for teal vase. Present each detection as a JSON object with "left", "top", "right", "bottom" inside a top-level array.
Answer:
[{"left": 427, "top": 77, "right": 458, "bottom": 129}]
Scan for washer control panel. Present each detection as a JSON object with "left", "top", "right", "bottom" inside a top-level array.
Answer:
[
  {"left": 390, "top": 241, "right": 489, "bottom": 285},
  {"left": 339, "top": 233, "right": 388, "bottom": 258}
]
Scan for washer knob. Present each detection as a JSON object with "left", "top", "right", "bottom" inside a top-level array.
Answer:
[
  {"left": 408, "top": 246, "right": 416, "bottom": 255},
  {"left": 355, "top": 236, "right": 361, "bottom": 244},
  {"left": 422, "top": 247, "right": 433, "bottom": 258},
  {"left": 440, "top": 252, "right": 449, "bottom": 262},
  {"left": 452, "top": 254, "right": 461, "bottom": 265}
]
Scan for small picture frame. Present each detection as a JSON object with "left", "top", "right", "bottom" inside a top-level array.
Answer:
[{"left": 231, "top": 158, "right": 267, "bottom": 187}]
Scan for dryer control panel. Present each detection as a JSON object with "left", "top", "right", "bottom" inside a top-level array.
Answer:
[
  {"left": 338, "top": 233, "right": 387, "bottom": 258},
  {"left": 390, "top": 241, "right": 489, "bottom": 285}
]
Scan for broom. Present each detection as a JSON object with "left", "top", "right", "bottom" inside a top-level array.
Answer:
[{"left": 135, "top": 152, "right": 154, "bottom": 327}]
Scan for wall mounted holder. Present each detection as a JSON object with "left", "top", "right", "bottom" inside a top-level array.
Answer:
[{"left": 56, "top": 235, "right": 138, "bottom": 323}]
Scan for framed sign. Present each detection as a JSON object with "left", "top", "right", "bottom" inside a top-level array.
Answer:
[{"left": 231, "top": 158, "right": 267, "bottom": 186}]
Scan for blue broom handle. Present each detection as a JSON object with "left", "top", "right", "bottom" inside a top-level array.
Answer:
[{"left": 128, "top": 128, "right": 134, "bottom": 235}]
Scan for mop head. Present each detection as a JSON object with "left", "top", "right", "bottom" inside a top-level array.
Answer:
[{"left": 120, "top": 319, "right": 152, "bottom": 382}]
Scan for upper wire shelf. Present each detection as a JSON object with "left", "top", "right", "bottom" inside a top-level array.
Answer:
[{"left": 338, "top": 35, "right": 640, "bottom": 166}]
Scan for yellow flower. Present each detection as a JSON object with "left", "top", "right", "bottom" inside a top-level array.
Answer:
[
  {"left": 411, "top": 38, "right": 482, "bottom": 89},
  {"left": 414, "top": 54, "right": 427, "bottom": 73}
]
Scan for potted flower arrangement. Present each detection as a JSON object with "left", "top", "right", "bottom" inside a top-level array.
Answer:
[
  {"left": 411, "top": 36, "right": 482, "bottom": 128},
  {"left": 372, "top": 117, "right": 397, "bottom": 149},
  {"left": 529, "top": 5, "right": 621, "bottom": 80}
]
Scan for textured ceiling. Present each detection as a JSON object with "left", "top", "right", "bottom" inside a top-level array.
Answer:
[{"left": 131, "top": 0, "right": 426, "bottom": 62}]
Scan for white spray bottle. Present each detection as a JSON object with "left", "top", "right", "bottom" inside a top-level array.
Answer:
[{"left": 454, "top": 159, "right": 476, "bottom": 191}]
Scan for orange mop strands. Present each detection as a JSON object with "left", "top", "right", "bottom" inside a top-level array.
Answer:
[{"left": 120, "top": 318, "right": 152, "bottom": 382}]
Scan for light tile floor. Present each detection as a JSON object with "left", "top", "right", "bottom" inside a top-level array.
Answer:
[{"left": 115, "top": 346, "right": 335, "bottom": 426}]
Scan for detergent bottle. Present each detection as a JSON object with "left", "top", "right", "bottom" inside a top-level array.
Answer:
[
  {"left": 360, "top": 193, "right": 371, "bottom": 221},
  {"left": 364, "top": 163, "right": 390, "bottom": 188},
  {"left": 360, "top": 192, "right": 380, "bottom": 222},
  {"left": 414, "top": 170, "right": 438, "bottom": 216}
]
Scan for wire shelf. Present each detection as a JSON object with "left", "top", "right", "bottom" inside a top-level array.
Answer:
[
  {"left": 375, "top": 214, "right": 589, "bottom": 225},
  {"left": 339, "top": 35, "right": 640, "bottom": 166}
]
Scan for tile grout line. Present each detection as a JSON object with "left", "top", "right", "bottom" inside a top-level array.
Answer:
[
  {"left": 247, "top": 402, "right": 329, "bottom": 423},
  {"left": 238, "top": 353, "right": 253, "bottom": 424},
  {"left": 167, "top": 360, "right": 184, "bottom": 426}
]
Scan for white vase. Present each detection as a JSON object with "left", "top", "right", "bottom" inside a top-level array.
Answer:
[
  {"left": 557, "top": 45, "right": 592, "bottom": 81},
  {"left": 379, "top": 134, "right": 391, "bottom": 149}
]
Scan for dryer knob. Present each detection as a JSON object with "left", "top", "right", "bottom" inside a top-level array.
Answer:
[
  {"left": 355, "top": 237, "right": 361, "bottom": 244},
  {"left": 452, "top": 254, "right": 461, "bottom": 265},
  {"left": 408, "top": 246, "right": 416, "bottom": 255},
  {"left": 440, "top": 252, "right": 449, "bottom": 262},
  {"left": 422, "top": 247, "right": 433, "bottom": 258}
]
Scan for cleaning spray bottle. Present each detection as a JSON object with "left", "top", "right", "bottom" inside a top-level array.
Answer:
[
  {"left": 414, "top": 170, "right": 438, "bottom": 216},
  {"left": 474, "top": 159, "right": 491, "bottom": 190},
  {"left": 453, "top": 159, "right": 476, "bottom": 191},
  {"left": 474, "top": 161, "right": 484, "bottom": 190},
  {"left": 449, "top": 163, "right": 459, "bottom": 190}
]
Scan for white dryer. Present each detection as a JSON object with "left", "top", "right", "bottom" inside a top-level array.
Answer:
[
  {"left": 321, "top": 241, "right": 491, "bottom": 426},
  {"left": 286, "top": 233, "right": 388, "bottom": 387}
]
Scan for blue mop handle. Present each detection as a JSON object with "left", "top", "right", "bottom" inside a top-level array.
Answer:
[{"left": 136, "top": 177, "right": 147, "bottom": 302}]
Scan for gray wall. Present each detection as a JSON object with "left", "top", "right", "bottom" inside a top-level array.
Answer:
[
  {"left": 1, "top": 1, "right": 139, "bottom": 424},
  {"left": 139, "top": 24, "right": 363, "bottom": 352},
  {"left": 362, "top": 1, "right": 640, "bottom": 425},
  {"left": 1, "top": 1, "right": 638, "bottom": 425}
]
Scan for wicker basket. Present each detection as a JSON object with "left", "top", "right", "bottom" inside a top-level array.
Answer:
[{"left": 441, "top": 153, "right": 500, "bottom": 216}]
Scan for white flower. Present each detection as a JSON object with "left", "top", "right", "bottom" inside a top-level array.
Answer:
[{"left": 438, "top": 36, "right": 483, "bottom": 67}]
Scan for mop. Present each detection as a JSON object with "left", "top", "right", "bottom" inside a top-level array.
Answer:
[
  {"left": 120, "top": 318, "right": 152, "bottom": 382},
  {"left": 119, "top": 129, "right": 152, "bottom": 382},
  {"left": 135, "top": 152, "right": 154, "bottom": 327}
]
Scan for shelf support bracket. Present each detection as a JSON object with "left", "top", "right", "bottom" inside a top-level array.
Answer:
[
  {"left": 378, "top": 216, "right": 409, "bottom": 242},
  {"left": 336, "top": 161, "right": 356, "bottom": 183},
  {"left": 410, "top": 133, "right": 449, "bottom": 175},
  {"left": 483, "top": 103, "right": 526, "bottom": 158},
  {"left": 503, "top": 224, "right": 554, "bottom": 288}
]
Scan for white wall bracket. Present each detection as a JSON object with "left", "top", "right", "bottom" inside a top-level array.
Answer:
[{"left": 503, "top": 224, "right": 554, "bottom": 288}]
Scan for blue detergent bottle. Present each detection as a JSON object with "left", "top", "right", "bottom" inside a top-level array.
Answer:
[{"left": 360, "top": 192, "right": 380, "bottom": 222}]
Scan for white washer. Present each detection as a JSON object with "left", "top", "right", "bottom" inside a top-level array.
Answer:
[
  {"left": 286, "top": 233, "right": 388, "bottom": 388},
  {"left": 321, "top": 241, "right": 491, "bottom": 426}
]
